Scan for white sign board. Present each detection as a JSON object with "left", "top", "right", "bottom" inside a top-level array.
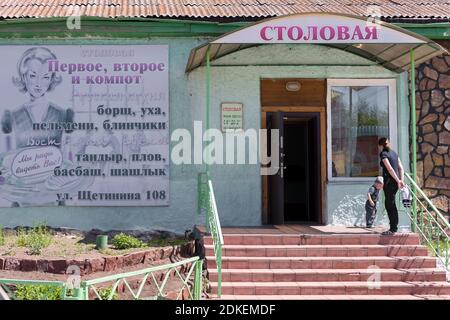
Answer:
[
  {"left": 212, "top": 13, "right": 426, "bottom": 44},
  {"left": 0, "top": 45, "right": 169, "bottom": 207},
  {"left": 221, "top": 103, "right": 243, "bottom": 132}
]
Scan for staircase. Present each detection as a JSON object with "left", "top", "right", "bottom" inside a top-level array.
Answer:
[{"left": 205, "top": 232, "right": 450, "bottom": 299}]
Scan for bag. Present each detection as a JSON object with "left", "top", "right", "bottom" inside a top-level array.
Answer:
[{"left": 401, "top": 186, "right": 412, "bottom": 208}]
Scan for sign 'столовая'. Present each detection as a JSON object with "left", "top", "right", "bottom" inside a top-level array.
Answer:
[{"left": 212, "top": 14, "right": 426, "bottom": 44}]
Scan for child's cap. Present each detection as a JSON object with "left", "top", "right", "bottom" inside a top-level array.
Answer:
[{"left": 375, "top": 176, "right": 384, "bottom": 184}]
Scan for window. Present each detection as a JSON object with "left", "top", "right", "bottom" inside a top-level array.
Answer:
[{"left": 327, "top": 79, "right": 397, "bottom": 180}]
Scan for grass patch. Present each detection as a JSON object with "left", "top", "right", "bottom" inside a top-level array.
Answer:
[
  {"left": 0, "top": 226, "right": 4, "bottom": 246},
  {"left": 112, "top": 233, "right": 144, "bottom": 250},
  {"left": 0, "top": 227, "right": 189, "bottom": 258},
  {"left": 97, "top": 286, "right": 119, "bottom": 300},
  {"left": 14, "top": 284, "right": 63, "bottom": 300},
  {"left": 15, "top": 223, "right": 52, "bottom": 255},
  {"left": 426, "top": 239, "right": 450, "bottom": 256},
  {"left": 16, "top": 227, "right": 27, "bottom": 247}
]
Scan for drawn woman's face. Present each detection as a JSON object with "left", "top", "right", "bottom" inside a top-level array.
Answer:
[{"left": 24, "top": 58, "right": 52, "bottom": 99}]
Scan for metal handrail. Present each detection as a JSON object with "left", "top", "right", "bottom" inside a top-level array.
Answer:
[
  {"left": 405, "top": 172, "right": 450, "bottom": 230},
  {"left": 0, "top": 257, "right": 204, "bottom": 300},
  {"left": 198, "top": 173, "right": 224, "bottom": 298},
  {"left": 208, "top": 180, "right": 225, "bottom": 246},
  {"left": 403, "top": 172, "right": 450, "bottom": 271},
  {"left": 205, "top": 179, "right": 224, "bottom": 298},
  {"left": 207, "top": 179, "right": 224, "bottom": 298}
]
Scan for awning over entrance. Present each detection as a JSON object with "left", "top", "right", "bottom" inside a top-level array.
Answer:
[{"left": 185, "top": 12, "right": 449, "bottom": 73}]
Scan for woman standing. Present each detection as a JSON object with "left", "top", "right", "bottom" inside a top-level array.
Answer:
[{"left": 378, "top": 137, "right": 405, "bottom": 235}]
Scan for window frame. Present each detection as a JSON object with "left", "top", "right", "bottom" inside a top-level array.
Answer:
[{"left": 326, "top": 78, "right": 397, "bottom": 182}]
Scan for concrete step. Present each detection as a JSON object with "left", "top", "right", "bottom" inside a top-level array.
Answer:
[
  {"left": 216, "top": 294, "right": 450, "bottom": 300},
  {"left": 206, "top": 256, "right": 437, "bottom": 269},
  {"left": 202, "top": 231, "right": 448, "bottom": 299},
  {"left": 209, "top": 281, "right": 450, "bottom": 295},
  {"left": 208, "top": 268, "right": 447, "bottom": 282},
  {"left": 203, "top": 233, "right": 420, "bottom": 246},
  {"left": 205, "top": 244, "right": 429, "bottom": 257}
]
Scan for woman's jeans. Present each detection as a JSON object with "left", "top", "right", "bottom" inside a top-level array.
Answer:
[{"left": 384, "top": 180, "right": 399, "bottom": 232}]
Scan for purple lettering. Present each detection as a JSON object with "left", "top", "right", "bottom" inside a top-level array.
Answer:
[
  {"left": 351, "top": 26, "right": 364, "bottom": 40},
  {"left": 303, "top": 26, "right": 318, "bottom": 41},
  {"left": 337, "top": 25, "right": 350, "bottom": 40},
  {"left": 273, "top": 26, "right": 287, "bottom": 40},
  {"left": 287, "top": 26, "right": 303, "bottom": 40},
  {"left": 364, "top": 26, "right": 379, "bottom": 40},
  {"left": 260, "top": 26, "right": 273, "bottom": 41},
  {"left": 319, "top": 26, "right": 336, "bottom": 40}
]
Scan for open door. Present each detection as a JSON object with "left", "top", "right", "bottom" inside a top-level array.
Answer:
[
  {"left": 267, "top": 112, "right": 321, "bottom": 224},
  {"left": 268, "top": 111, "right": 285, "bottom": 225},
  {"left": 261, "top": 78, "right": 326, "bottom": 225}
]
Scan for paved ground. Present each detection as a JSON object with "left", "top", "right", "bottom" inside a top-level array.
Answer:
[
  {"left": 197, "top": 225, "right": 391, "bottom": 235},
  {"left": 217, "top": 294, "right": 450, "bottom": 300}
]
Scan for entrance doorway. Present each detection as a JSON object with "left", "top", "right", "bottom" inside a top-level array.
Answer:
[
  {"left": 266, "top": 112, "right": 321, "bottom": 224},
  {"left": 260, "top": 78, "right": 327, "bottom": 225}
]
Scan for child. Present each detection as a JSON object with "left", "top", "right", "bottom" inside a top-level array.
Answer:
[{"left": 365, "top": 176, "right": 384, "bottom": 228}]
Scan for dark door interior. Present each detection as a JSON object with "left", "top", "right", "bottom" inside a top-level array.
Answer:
[
  {"left": 268, "top": 112, "right": 320, "bottom": 224},
  {"left": 268, "top": 111, "right": 285, "bottom": 225}
]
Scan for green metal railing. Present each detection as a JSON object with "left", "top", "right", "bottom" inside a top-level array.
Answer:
[
  {"left": 198, "top": 173, "right": 224, "bottom": 298},
  {"left": 0, "top": 256, "right": 203, "bottom": 300},
  {"left": 82, "top": 256, "right": 203, "bottom": 300},
  {"left": 403, "top": 172, "right": 450, "bottom": 271}
]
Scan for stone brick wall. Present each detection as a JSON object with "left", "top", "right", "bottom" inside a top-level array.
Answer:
[{"left": 415, "top": 52, "right": 450, "bottom": 215}]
